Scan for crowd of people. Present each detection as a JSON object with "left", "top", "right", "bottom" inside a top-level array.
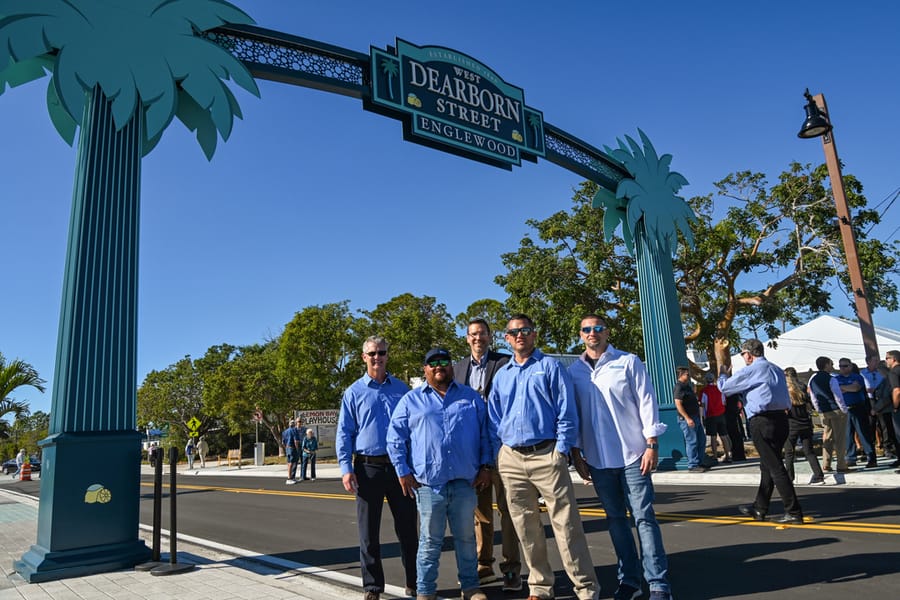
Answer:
[{"left": 321, "top": 315, "right": 900, "bottom": 600}]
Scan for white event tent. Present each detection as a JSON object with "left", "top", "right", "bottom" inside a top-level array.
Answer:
[{"left": 731, "top": 315, "right": 900, "bottom": 374}]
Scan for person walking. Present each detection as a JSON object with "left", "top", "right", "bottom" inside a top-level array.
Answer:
[
  {"left": 807, "top": 356, "right": 850, "bottom": 473},
  {"left": 388, "top": 348, "right": 491, "bottom": 600},
  {"left": 301, "top": 428, "right": 318, "bottom": 481},
  {"left": 720, "top": 339, "right": 804, "bottom": 524},
  {"left": 337, "top": 336, "right": 418, "bottom": 600},
  {"left": 282, "top": 418, "right": 301, "bottom": 484},
  {"left": 487, "top": 313, "right": 599, "bottom": 600},
  {"left": 197, "top": 436, "right": 209, "bottom": 469},
  {"left": 185, "top": 439, "right": 196, "bottom": 470},
  {"left": 570, "top": 314, "right": 674, "bottom": 600},
  {"left": 782, "top": 367, "right": 825, "bottom": 485},
  {"left": 452, "top": 317, "right": 521, "bottom": 591},
  {"left": 12, "top": 448, "right": 25, "bottom": 479}
]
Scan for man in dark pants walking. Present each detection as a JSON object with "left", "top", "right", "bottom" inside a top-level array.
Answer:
[
  {"left": 719, "top": 339, "right": 804, "bottom": 524},
  {"left": 337, "top": 335, "right": 418, "bottom": 600}
]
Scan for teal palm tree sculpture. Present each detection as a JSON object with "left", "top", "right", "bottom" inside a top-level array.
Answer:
[
  {"left": 595, "top": 130, "right": 696, "bottom": 469},
  {"left": 0, "top": 0, "right": 259, "bottom": 581}
]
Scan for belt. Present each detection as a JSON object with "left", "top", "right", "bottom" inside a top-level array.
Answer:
[
  {"left": 753, "top": 410, "right": 787, "bottom": 418},
  {"left": 355, "top": 454, "right": 391, "bottom": 465},
  {"left": 510, "top": 439, "right": 555, "bottom": 453}
]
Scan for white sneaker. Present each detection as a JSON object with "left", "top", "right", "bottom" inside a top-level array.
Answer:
[
  {"left": 285, "top": 479, "right": 296, "bottom": 485},
  {"left": 311, "top": 478, "right": 316, "bottom": 481}
]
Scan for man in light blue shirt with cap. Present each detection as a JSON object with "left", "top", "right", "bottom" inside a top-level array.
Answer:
[{"left": 388, "top": 347, "right": 491, "bottom": 600}]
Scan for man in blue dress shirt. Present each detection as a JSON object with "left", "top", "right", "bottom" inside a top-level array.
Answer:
[
  {"left": 719, "top": 339, "right": 803, "bottom": 524},
  {"left": 488, "top": 314, "right": 599, "bottom": 600},
  {"left": 388, "top": 348, "right": 491, "bottom": 600},
  {"left": 337, "top": 336, "right": 418, "bottom": 600}
]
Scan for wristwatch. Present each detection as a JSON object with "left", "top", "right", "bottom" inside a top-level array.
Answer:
[{"left": 646, "top": 442, "right": 659, "bottom": 450}]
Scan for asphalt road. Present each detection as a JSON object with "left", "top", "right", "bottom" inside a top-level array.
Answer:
[
  {"left": 6, "top": 474, "right": 898, "bottom": 598},
  {"left": 123, "top": 474, "right": 900, "bottom": 599}
]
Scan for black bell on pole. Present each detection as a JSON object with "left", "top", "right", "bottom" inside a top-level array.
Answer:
[{"left": 797, "top": 88, "right": 832, "bottom": 139}]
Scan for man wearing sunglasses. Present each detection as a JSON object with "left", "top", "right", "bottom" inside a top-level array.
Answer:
[
  {"left": 452, "top": 318, "right": 520, "bottom": 591},
  {"left": 720, "top": 339, "right": 803, "bottom": 525},
  {"left": 337, "top": 336, "right": 418, "bottom": 600},
  {"left": 569, "top": 315, "right": 673, "bottom": 600},
  {"left": 487, "top": 314, "right": 599, "bottom": 600},
  {"left": 388, "top": 348, "right": 492, "bottom": 600}
]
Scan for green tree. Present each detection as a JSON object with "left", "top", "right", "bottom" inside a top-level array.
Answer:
[
  {"left": 0, "top": 352, "right": 45, "bottom": 427},
  {"left": 496, "top": 181, "right": 642, "bottom": 354},
  {"left": 137, "top": 355, "right": 205, "bottom": 443},
  {"left": 363, "top": 293, "right": 465, "bottom": 381},
  {"left": 204, "top": 341, "right": 298, "bottom": 453},
  {"left": 681, "top": 163, "right": 899, "bottom": 370},
  {"left": 496, "top": 163, "right": 899, "bottom": 371},
  {"left": 278, "top": 301, "right": 363, "bottom": 409}
]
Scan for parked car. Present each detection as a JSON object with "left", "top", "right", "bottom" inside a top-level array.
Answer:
[{"left": 2, "top": 456, "right": 41, "bottom": 475}]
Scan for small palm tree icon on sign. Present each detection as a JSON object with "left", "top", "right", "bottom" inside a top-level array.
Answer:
[{"left": 380, "top": 56, "right": 399, "bottom": 102}]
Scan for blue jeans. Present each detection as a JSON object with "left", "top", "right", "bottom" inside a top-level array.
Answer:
[
  {"left": 590, "top": 461, "right": 670, "bottom": 594},
  {"left": 301, "top": 452, "right": 316, "bottom": 479},
  {"left": 678, "top": 416, "right": 706, "bottom": 468},
  {"left": 415, "top": 479, "right": 478, "bottom": 595},
  {"left": 844, "top": 404, "right": 875, "bottom": 463}
]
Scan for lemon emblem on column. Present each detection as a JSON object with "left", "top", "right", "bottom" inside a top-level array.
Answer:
[{"left": 84, "top": 484, "right": 112, "bottom": 503}]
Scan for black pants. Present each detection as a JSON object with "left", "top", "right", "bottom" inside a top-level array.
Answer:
[
  {"left": 355, "top": 459, "right": 418, "bottom": 593},
  {"left": 784, "top": 427, "right": 824, "bottom": 481},
  {"left": 750, "top": 411, "right": 801, "bottom": 517},
  {"left": 876, "top": 411, "right": 898, "bottom": 456},
  {"left": 725, "top": 409, "right": 746, "bottom": 460}
]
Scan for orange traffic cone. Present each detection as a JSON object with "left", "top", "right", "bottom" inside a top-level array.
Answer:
[{"left": 20, "top": 462, "right": 32, "bottom": 481}]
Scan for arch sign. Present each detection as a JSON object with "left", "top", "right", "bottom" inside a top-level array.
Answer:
[
  {"left": 367, "top": 40, "right": 545, "bottom": 169},
  {"left": 0, "top": 2, "right": 695, "bottom": 583}
]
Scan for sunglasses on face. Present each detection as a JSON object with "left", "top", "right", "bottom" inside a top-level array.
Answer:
[
  {"left": 506, "top": 327, "right": 535, "bottom": 337},
  {"left": 581, "top": 325, "right": 606, "bottom": 334},
  {"left": 365, "top": 350, "right": 387, "bottom": 357},
  {"left": 426, "top": 359, "right": 450, "bottom": 367}
]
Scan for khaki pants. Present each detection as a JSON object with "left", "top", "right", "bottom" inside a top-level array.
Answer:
[
  {"left": 821, "top": 410, "right": 848, "bottom": 470},
  {"left": 498, "top": 444, "right": 598, "bottom": 600},
  {"left": 475, "top": 468, "right": 521, "bottom": 576}
]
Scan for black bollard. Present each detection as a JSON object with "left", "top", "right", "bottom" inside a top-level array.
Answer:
[
  {"left": 150, "top": 447, "right": 194, "bottom": 575},
  {"left": 135, "top": 446, "right": 165, "bottom": 571}
]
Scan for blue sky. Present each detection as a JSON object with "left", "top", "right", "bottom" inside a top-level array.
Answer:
[{"left": 3, "top": 1, "right": 900, "bottom": 416}]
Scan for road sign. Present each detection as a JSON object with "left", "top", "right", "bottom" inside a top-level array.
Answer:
[
  {"left": 187, "top": 416, "right": 201, "bottom": 430},
  {"left": 297, "top": 410, "right": 339, "bottom": 426}
]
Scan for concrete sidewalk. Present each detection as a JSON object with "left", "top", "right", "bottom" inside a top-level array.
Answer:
[{"left": 0, "top": 487, "right": 403, "bottom": 600}]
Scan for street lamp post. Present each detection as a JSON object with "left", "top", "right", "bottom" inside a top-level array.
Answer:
[{"left": 798, "top": 89, "right": 880, "bottom": 360}]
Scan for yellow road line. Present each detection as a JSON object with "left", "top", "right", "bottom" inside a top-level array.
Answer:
[{"left": 142, "top": 483, "right": 900, "bottom": 535}]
